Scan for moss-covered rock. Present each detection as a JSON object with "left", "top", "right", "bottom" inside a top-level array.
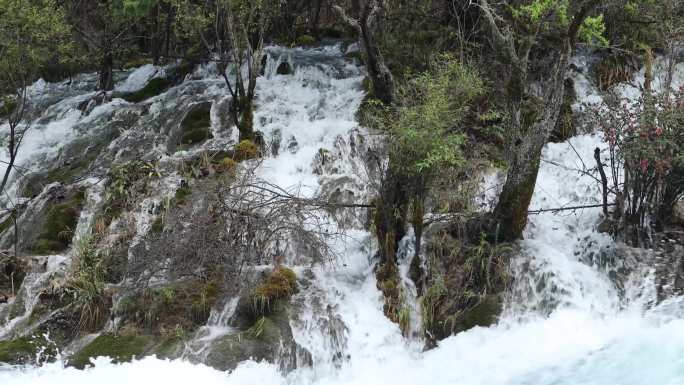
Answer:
[
  {"left": 31, "top": 189, "right": 85, "bottom": 254},
  {"left": 0, "top": 334, "right": 57, "bottom": 364},
  {"left": 121, "top": 78, "right": 171, "bottom": 103},
  {"left": 68, "top": 334, "right": 152, "bottom": 369},
  {"left": 178, "top": 102, "right": 213, "bottom": 148},
  {"left": 205, "top": 276, "right": 311, "bottom": 372},
  {"left": 20, "top": 128, "right": 120, "bottom": 198},
  {"left": 243, "top": 267, "right": 298, "bottom": 320},
  {"left": 418, "top": 224, "right": 513, "bottom": 346},
  {"left": 295, "top": 35, "right": 317, "bottom": 47},
  {"left": 116, "top": 280, "right": 219, "bottom": 333}
]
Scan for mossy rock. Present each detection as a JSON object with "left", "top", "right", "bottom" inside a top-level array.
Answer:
[
  {"left": 121, "top": 78, "right": 171, "bottom": 103},
  {"left": 178, "top": 103, "right": 213, "bottom": 148},
  {"left": 31, "top": 190, "right": 85, "bottom": 254},
  {"left": 250, "top": 268, "right": 298, "bottom": 318},
  {"left": 276, "top": 62, "right": 292, "bottom": 75},
  {"left": 451, "top": 295, "right": 501, "bottom": 333},
  {"left": 295, "top": 35, "right": 317, "bottom": 47},
  {"left": 0, "top": 334, "right": 57, "bottom": 364},
  {"left": 151, "top": 335, "right": 184, "bottom": 359},
  {"left": 234, "top": 140, "right": 258, "bottom": 161},
  {"left": 231, "top": 268, "right": 298, "bottom": 327},
  {"left": 69, "top": 334, "right": 152, "bottom": 369},
  {"left": 206, "top": 303, "right": 310, "bottom": 372},
  {"left": 20, "top": 129, "right": 119, "bottom": 198},
  {"left": 116, "top": 280, "right": 220, "bottom": 333}
]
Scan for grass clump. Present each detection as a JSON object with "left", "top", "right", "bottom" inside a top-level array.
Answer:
[
  {"left": 251, "top": 267, "right": 297, "bottom": 316},
  {"left": 66, "top": 235, "right": 110, "bottom": 331},
  {"left": 234, "top": 140, "right": 258, "bottom": 161},
  {"left": 116, "top": 280, "right": 220, "bottom": 332},
  {"left": 31, "top": 190, "right": 85, "bottom": 254},
  {"left": 69, "top": 334, "right": 151, "bottom": 369}
]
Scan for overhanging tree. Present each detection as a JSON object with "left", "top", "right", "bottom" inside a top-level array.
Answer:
[{"left": 479, "top": 0, "right": 605, "bottom": 241}]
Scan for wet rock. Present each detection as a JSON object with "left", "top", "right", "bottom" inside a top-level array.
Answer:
[
  {"left": 0, "top": 334, "right": 58, "bottom": 365},
  {"left": 205, "top": 307, "right": 311, "bottom": 372},
  {"left": 68, "top": 334, "right": 153, "bottom": 369},
  {"left": 204, "top": 268, "right": 311, "bottom": 372},
  {"left": 120, "top": 78, "right": 172, "bottom": 103},
  {"left": 176, "top": 102, "right": 213, "bottom": 150},
  {"left": 277, "top": 62, "right": 292, "bottom": 75}
]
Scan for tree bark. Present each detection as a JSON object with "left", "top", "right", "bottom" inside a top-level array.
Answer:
[
  {"left": 334, "top": 0, "right": 395, "bottom": 104},
  {"left": 481, "top": 0, "right": 599, "bottom": 241},
  {"left": 99, "top": 52, "right": 114, "bottom": 91}
]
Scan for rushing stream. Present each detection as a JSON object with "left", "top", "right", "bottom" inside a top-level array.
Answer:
[{"left": 1, "top": 44, "right": 683, "bottom": 385}]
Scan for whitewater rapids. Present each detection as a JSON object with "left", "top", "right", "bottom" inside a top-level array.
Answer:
[{"left": 1, "top": 45, "right": 683, "bottom": 385}]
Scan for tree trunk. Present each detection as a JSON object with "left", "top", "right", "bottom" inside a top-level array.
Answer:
[
  {"left": 493, "top": 51, "right": 569, "bottom": 241},
  {"left": 99, "top": 53, "right": 114, "bottom": 91},
  {"left": 237, "top": 96, "right": 255, "bottom": 142},
  {"left": 374, "top": 160, "right": 409, "bottom": 265}
]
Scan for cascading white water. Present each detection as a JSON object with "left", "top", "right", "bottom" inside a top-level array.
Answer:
[{"left": 1, "top": 44, "right": 683, "bottom": 385}]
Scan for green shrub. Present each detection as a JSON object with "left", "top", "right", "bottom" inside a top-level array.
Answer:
[
  {"left": 295, "top": 35, "right": 316, "bottom": 46},
  {"left": 234, "top": 140, "right": 258, "bottom": 161}
]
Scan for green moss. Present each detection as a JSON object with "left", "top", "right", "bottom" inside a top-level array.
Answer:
[
  {"left": 234, "top": 140, "right": 258, "bottom": 161},
  {"left": 152, "top": 335, "right": 183, "bottom": 359},
  {"left": 215, "top": 157, "right": 237, "bottom": 174},
  {"left": 178, "top": 103, "right": 213, "bottom": 148},
  {"left": 451, "top": 295, "right": 501, "bottom": 333},
  {"left": 0, "top": 334, "right": 57, "bottom": 364},
  {"left": 295, "top": 34, "right": 317, "bottom": 46},
  {"left": 121, "top": 78, "right": 171, "bottom": 103},
  {"left": 251, "top": 267, "right": 297, "bottom": 316},
  {"left": 31, "top": 190, "right": 85, "bottom": 254},
  {"left": 116, "top": 280, "right": 220, "bottom": 332},
  {"left": 69, "top": 334, "right": 151, "bottom": 369}
]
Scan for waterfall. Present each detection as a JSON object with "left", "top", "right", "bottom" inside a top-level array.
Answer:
[{"left": 0, "top": 44, "right": 683, "bottom": 385}]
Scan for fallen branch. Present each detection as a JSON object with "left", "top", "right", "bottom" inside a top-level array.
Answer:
[{"left": 527, "top": 203, "right": 616, "bottom": 215}]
